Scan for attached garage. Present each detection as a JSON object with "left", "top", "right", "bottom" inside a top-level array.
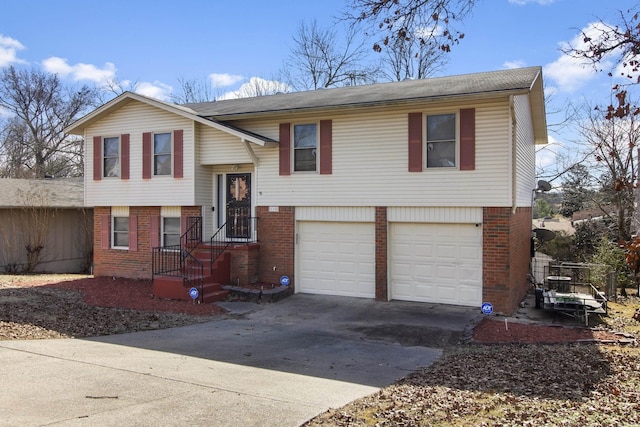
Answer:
[
  {"left": 297, "top": 221, "right": 375, "bottom": 298},
  {"left": 389, "top": 222, "right": 482, "bottom": 306}
]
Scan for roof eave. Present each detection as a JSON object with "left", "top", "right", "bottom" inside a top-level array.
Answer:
[
  {"left": 204, "top": 88, "right": 535, "bottom": 121},
  {"left": 64, "top": 92, "right": 275, "bottom": 147}
]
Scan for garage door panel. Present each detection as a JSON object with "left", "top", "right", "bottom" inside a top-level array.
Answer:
[
  {"left": 390, "top": 223, "right": 482, "bottom": 307},
  {"left": 298, "top": 221, "right": 375, "bottom": 298}
]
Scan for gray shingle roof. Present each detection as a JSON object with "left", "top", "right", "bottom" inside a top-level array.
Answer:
[
  {"left": 185, "top": 67, "right": 542, "bottom": 119},
  {"left": 0, "top": 178, "right": 84, "bottom": 208}
]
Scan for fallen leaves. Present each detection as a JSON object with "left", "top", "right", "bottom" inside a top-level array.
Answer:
[
  {"left": 306, "top": 345, "right": 640, "bottom": 426},
  {"left": 0, "top": 276, "right": 221, "bottom": 340}
]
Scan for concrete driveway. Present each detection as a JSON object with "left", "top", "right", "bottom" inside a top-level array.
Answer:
[{"left": 0, "top": 294, "right": 480, "bottom": 427}]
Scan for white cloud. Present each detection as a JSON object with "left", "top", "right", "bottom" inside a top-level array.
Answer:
[
  {"left": 0, "top": 34, "right": 26, "bottom": 67},
  {"left": 218, "top": 77, "right": 290, "bottom": 100},
  {"left": 134, "top": 81, "right": 173, "bottom": 101},
  {"left": 42, "top": 56, "right": 117, "bottom": 86},
  {"left": 544, "top": 22, "right": 613, "bottom": 93},
  {"left": 209, "top": 73, "right": 244, "bottom": 87},
  {"left": 508, "top": 0, "right": 555, "bottom": 5},
  {"left": 503, "top": 60, "right": 527, "bottom": 69}
]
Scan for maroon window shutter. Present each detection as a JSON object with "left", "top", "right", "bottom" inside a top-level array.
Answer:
[
  {"left": 173, "top": 129, "right": 183, "bottom": 178},
  {"left": 460, "top": 108, "right": 476, "bottom": 171},
  {"left": 150, "top": 216, "right": 160, "bottom": 248},
  {"left": 101, "top": 214, "right": 110, "bottom": 249},
  {"left": 408, "top": 113, "right": 423, "bottom": 172},
  {"left": 319, "top": 120, "right": 332, "bottom": 175},
  {"left": 142, "top": 132, "right": 152, "bottom": 179},
  {"left": 93, "top": 136, "right": 102, "bottom": 180},
  {"left": 128, "top": 215, "right": 138, "bottom": 252},
  {"left": 279, "top": 123, "right": 291, "bottom": 176},
  {"left": 121, "top": 134, "right": 130, "bottom": 180}
]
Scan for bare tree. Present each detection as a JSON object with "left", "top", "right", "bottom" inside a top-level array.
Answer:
[
  {"left": 382, "top": 32, "right": 448, "bottom": 81},
  {"left": 171, "top": 76, "right": 217, "bottom": 104},
  {"left": 344, "top": 0, "right": 476, "bottom": 54},
  {"left": 580, "top": 100, "right": 640, "bottom": 242},
  {"left": 563, "top": 5, "right": 640, "bottom": 119},
  {"left": 283, "top": 20, "right": 381, "bottom": 90},
  {"left": 0, "top": 184, "right": 58, "bottom": 273},
  {"left": 0, "top": 66, "right": 96, "bottom": 178}
]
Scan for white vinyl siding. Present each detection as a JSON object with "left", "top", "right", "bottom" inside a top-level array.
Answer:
[
  {"left": 193, "top": 124, "right": 215, "bottom": 238},
  {"left": 199, "top": 125, "right": 253, "bottom": 165},
  {"left": 240, "top": 100, "right": 513, "bottom": 208},
  {"left": 388, "top": 207, "right": 482, "bottom": 223},
  {"left": 85, "top": 101, "right": 195, "bottom": 207},
  {"left": 295, "top": 206, "right": 375, "bottom": 222},
  {"left": 513, "top": 94, "right": 537, "bottom": 207}
]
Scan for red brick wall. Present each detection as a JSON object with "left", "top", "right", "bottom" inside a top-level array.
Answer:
[
  {"left": 375, "top": 207, "right": 388, "bottom": 301},
  {"left": 509, "top": 207, "right": 533, "bottom": 311},
  {"left": 93, "top": 206, "right": 202, "bottom": 280},
  {"left": 93, "top": 206, "right": 160, "bottom": 279},
  {"left": 482, "top": 207, "right": 532, "bottom": 314},
  {"left": 228, "top": 243, "right": 260, "bottom": 286},
  {"left": 256, "top": 206, "right": 295, "bottom": 288}
]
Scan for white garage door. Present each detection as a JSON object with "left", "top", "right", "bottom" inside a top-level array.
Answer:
[
  {"left": 390, "top": 223, "right": 482, "bottom": 306},
  {"left": 297, "top": 221, "right": 375, "bottom": 298}
]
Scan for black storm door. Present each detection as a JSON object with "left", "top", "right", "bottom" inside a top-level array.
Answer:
[{"left": 226, "top": 173, "right": 251, "bottom": 238}]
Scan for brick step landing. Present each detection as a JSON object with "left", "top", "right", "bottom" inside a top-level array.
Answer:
[
  {"left": 152, "top": 276, "right": 230, "bottom": 303},
  {"left": 152, "top": 252, "right": 231, "bottom": 303}
]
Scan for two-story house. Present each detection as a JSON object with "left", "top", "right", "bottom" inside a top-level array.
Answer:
[{"left": 65, "top": 66, "right": 547, "bottom": 314}]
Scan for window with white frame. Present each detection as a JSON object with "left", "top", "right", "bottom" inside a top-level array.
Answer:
[
  {"left": 162, "top": 217, "right": 181, "bottom": 246},
  {"left": 293, "top": 123, "right": 317, "bottom": 172},
  {"left": 154, "top": 132, "right": 172, "bottom": 175},
  {"left": 112, "top": 217, "right": 129, "bottom": 248},
  {"left": 426, "top": 113, "right": 456, "bottom": 168},
  {"left": 103, "top": 136, "right": 120, "bottom": 177}
]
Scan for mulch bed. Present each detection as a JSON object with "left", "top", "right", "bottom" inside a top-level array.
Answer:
[{"left": 473, "top": 317, "right": 631, "bottom": 344}]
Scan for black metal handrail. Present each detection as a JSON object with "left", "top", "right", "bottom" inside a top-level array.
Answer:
[{"left": 152, "top": 217, "right": 204, "bottom": 300}]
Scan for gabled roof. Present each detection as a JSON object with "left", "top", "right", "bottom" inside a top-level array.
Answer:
[
  {"left": 0, "top": 178, "right": 84, "bottom": 208},
  {"left": 64, "top": 92, "right": 277, "bottom": 147},
  {"left": 185, "top": 66, "right": 547, "bottom": 145},
  {"left": 66, "top": 67, "right": 547, "bottom": 146}
]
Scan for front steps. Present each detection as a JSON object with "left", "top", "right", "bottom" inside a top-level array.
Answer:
[{"left": 152, "top": 251, "right": 231, "bottom": 303}]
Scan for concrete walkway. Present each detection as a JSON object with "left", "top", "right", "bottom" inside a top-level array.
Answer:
[{"left": 0, "top": 294, "right": 480, "bottom": 426}]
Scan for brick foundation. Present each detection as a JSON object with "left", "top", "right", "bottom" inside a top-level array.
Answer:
[
  {"left": 482, "top": 207, "right": 532, "bottom": 314},
  {"left": 256, "top": 206, "right": 295, "bottom": 288},
  {"left": 93, "top": 205, "right": 202, "bottom": 280},
  {"left": 93, "top": 206, "right": 159, "bottom": 279},
  {"left": 93, "top": 204, "right": 532, "bottom": 313}
]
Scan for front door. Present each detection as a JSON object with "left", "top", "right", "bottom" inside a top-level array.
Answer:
[{"left": 226, "top": 173, "right": 251, "bottom": 238}]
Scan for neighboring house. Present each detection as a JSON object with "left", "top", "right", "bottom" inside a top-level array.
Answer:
[
  {"left": 0, "top": 178, "right": 93, "bottom": 273},
  {"left": 65, "top": 66, "right": 547, "bottom": 314}
]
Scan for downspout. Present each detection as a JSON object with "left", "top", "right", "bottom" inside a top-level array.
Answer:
[{"left": 510, "top": 95, "right": 518, "bottom": 214}]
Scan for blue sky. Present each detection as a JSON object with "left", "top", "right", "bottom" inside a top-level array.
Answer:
[{"left": 1, "top": 0, "right": 637, "bottom": 173}]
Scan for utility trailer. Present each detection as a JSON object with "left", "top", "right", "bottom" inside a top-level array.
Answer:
[{"left": 542, "top": 288, "right": 607, "bottom": 326}]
